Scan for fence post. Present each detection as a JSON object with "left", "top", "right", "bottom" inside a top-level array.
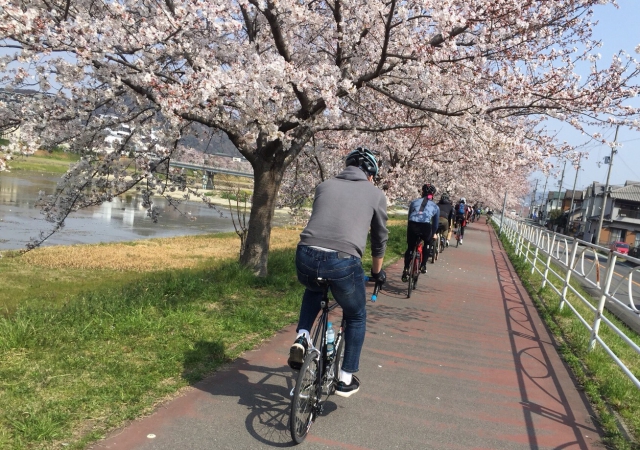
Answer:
[
  {"left": 541, "top": 233, "right": 556, "bottom": 289},
  {"left": 515, "top": 224, "right": 522, "bottom": 256},
  {"left": 589, "top": 250, "right": 617, "bottom": 350},
  {"left": 531, "top": 245, "right": 539, "bottom": 275},
  {"left": 559, "top": 239, "right": 579, "bottom": 311},
  {"left": 531, "top": 229, "right": 540, "bottom": 274}
]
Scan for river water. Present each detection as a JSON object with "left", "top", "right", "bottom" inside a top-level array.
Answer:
[{"left": 0, "top": 171, "right": 257, "bottom": 251}]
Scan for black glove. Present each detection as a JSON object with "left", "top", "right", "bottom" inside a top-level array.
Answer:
[{"left": 370, "top": 269, "right": 386, "bottom": 284}]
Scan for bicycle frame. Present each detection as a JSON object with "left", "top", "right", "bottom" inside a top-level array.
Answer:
[
  {"left": 306, "top": 284, "right": 345, "bottom": 413},
  {"left": 407, "top": 238, "right": 423, "bottom": 297}
]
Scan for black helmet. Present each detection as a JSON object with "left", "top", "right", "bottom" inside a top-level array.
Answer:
[
  {"left": 345, "top": 147, "right": 379, "bottom": 177},
  {"left": 422, "top": 183, "right": 437, "bottom": 196},
  {"left": 440, "top": 192, "right": 450, "bottom": 202}
]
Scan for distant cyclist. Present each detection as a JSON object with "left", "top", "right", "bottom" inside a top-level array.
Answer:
[
  {"left": 288, "top": 147, "right": 388, "bottom": 398},
  {"left": 454, "top": 197, "right": 469, "bottom": 244},
  {"left": 437, "top": 192, "right": 454, "bottom": 247},
  {"left": 402, "top": 183, "right": 439, "bottom": 281}
]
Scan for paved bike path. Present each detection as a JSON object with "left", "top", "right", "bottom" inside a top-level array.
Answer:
[{"left": 93, "top": 221, "right": 603, "bottom": 449}]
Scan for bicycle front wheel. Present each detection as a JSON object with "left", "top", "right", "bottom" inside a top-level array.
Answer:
[
  {"left": 290, "top": 352, "right": 320, "bottom": 444},
  {"left": 329, "top": 334, "right": 345, "bottom": 395}
]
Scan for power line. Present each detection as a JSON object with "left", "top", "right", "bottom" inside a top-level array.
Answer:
[{"left": 616, "top": 153, "right": 640, "bottom": 181}]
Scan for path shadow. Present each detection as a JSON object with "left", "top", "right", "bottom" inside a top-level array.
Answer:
[
  {"left": 488, "top": 230, "right": 602, "bottom": 449},
  {"left": 184, "top": 349, "right": 297, "bottom": 448}
]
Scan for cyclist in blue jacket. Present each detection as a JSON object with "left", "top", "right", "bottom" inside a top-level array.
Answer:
[{"left": 402, "top": 183, "right": 439, "bottom": 281}]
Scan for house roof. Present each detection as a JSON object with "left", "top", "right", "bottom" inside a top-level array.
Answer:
[
  {"left": 547, "top": 191, "right": 563, "bottom": 200},
  {"left": 610, "top": 183, "right": 640, "bottom": 202},
  {"left": 564, "top": 190, "right": 584, "bottom": 200}
]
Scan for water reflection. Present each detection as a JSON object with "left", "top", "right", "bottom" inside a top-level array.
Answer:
[{"left": 0, "top": 172, "right": 257, "bottom": 250}]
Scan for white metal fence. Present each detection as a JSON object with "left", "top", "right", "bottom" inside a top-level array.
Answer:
[{"left": 495, "top": 215, "right": 640, "bottom": 389}]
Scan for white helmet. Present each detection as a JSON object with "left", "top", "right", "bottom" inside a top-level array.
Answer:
[{"left": 460, "top": 197, "right": 466, "bottom": 203}]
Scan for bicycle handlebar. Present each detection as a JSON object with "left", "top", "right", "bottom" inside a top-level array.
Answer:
[
  {"left": 371, "top": 281, "right": 382, "bottom": 302},
  {"left": 364, "top": 276, "right": 384, "bottom": 302}
]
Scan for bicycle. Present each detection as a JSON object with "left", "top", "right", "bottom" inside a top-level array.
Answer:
[
  {"left": 453, "top": 217, "right": 466, "bottom": 247},
  {"left": 439, "top": 232, "right": 446, "bottom": 254},
  {"left": 289, "top": 277, "right": 382, "bottom": 444},
  {"left": 431, "top": 233, "right": 439, "bottom": 263},
  {"left": 406, "top": 237, "right": 424, "bottom": 298}
]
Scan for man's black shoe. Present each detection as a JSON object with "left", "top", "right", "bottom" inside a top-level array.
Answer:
[
  {"left": 288, "top": 336, "right": 308, "bottom": 371},
  {"left": 401, "top": 269, "right": 409, "bottom": 282},
  {"left": 420, "top": 265, "right": 427, "bottom": 274},
  {"left": 335, "top": 375, "right": 360, "bottom": 397}
]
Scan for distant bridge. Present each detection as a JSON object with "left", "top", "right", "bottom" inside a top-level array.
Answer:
[{"left": 168, "top": 160, "right": 253, "bottom": 190}]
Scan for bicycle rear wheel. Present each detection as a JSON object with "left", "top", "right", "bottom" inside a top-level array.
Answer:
[
  {"left": 290, "top": 352, "right": 320, "bottom": 444},
  {"left": 407, "top": 250, "right": 418, "bottom": 298},
  {"left": 432, "top": 239, "right": 437, "bottom": 263}
]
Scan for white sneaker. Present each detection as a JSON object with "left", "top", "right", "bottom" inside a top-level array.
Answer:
[
  {"left": 460, "top": 239, "right": 463, "bottom": 245},
  {"left": 446, "top": 240, "right": 449, "bottom": 247}
]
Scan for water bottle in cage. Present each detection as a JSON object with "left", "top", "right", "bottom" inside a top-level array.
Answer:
[{"left": 326, "top": 322, "right": 335, "bottom": 356}]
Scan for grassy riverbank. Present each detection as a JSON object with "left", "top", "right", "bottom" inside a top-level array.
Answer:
[
  {"left": 493, "top": 222, "right": 640, "bottom": 449},
  {"left": 0, "top": 222, "right": 406, "bottom": 449},
  {"left": 7, "top": 149, "right": 81, "bottom": 174}
]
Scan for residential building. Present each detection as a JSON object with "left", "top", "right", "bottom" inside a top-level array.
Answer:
[
  {"left": 540, "top": 190, "right": 564, "bottom": 222},
  {"left": 581, "top": 180, "right": 640, "bottom": 247},
  {"left": 563, "top": 189, "right": 584, "bottom": 234}
]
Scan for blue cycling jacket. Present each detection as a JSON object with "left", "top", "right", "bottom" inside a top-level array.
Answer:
[{"left": 408, "top": 197, "right": 440, "bottom": 237}]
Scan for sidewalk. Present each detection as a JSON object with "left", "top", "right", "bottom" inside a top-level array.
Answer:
[{"left": 93, "top": 221, "right": 603, "bottom": 449}]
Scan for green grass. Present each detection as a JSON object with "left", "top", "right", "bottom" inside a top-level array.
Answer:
[
  {"left": 0, "top": 258, "right": 145, "bottom": 314},
  {"left": 8, "top": 150, "right": 81, "bottom": 174},
  {"left": 0, "top": 224, "right": 406, "bottom": 449},
  {"left": 494, "top": 223, "right": 640, "bottom": 449},
  {"left": 219, "top": 190, "right": 251, "bottom": 202}
]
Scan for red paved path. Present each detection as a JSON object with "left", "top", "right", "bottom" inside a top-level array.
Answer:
[{"left": 93, "top": 221, "right": 602, "bottom": 449}]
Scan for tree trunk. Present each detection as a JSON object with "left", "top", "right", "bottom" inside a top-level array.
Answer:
[{"left": 239, "top": 159, "right": 286, "bottom": 276}]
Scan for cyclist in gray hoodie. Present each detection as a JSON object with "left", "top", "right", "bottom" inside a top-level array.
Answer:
[{"left": 288, "top": 147, "right": 388, "bottom": 398}]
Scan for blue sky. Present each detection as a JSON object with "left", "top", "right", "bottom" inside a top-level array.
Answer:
[{"left": 535, "top": 0, "right": 640, "bottom": 200}]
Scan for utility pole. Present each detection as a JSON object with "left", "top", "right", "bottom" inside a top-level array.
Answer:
[
  {"left": 530, "top": 179, "right": 539, "bottom": 219},
  {"left": 540, "top": 173, "right": 549, "bottom": 223},
  {"left": 557, "top": 159, "right": 567, "bottom": 212},
  {"left": 595, "top": 125, "right": 620, "bottom": 246},
  {"left": 569, "top": 154, "right": 582, "bottom": 231}
]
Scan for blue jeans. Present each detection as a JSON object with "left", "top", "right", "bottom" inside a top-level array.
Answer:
[{"left": 295, "top": 245, "right": 366, "bottom": 373}]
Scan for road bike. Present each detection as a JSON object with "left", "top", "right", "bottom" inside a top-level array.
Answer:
[
  {"left": 453, "top": 221, "right": 461, "bottom": 247},
  {"left": 406, "top": 238, "right": 424, "bottom": 298},
  {"left": 289, "top": 278, "right": 344, "bottom": 444},
  {"left": 289, "top": 277, "right": 381, "bottom": 444},
  {"left": 439, "top": 232, "right": 446, "bottom": 254},
  {"left": 431, "top": 234, "right": 439, "bottom": 263}
]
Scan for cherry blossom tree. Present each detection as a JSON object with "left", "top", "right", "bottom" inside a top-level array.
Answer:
[{"left": 1, "top": 0, "right": 639, "bottom": 275}]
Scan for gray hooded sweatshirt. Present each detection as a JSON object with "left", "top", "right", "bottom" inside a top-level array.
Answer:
[{"left": 299, "top": 166, "right": 388, "bottom": 258}]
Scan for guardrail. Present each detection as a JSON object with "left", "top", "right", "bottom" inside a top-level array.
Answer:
[
  {"left": 169, "top": 161, "right": 254, "bottom": 179},
  {"left": 494, "top": 214, "right": 640, "bottom": 390}
]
